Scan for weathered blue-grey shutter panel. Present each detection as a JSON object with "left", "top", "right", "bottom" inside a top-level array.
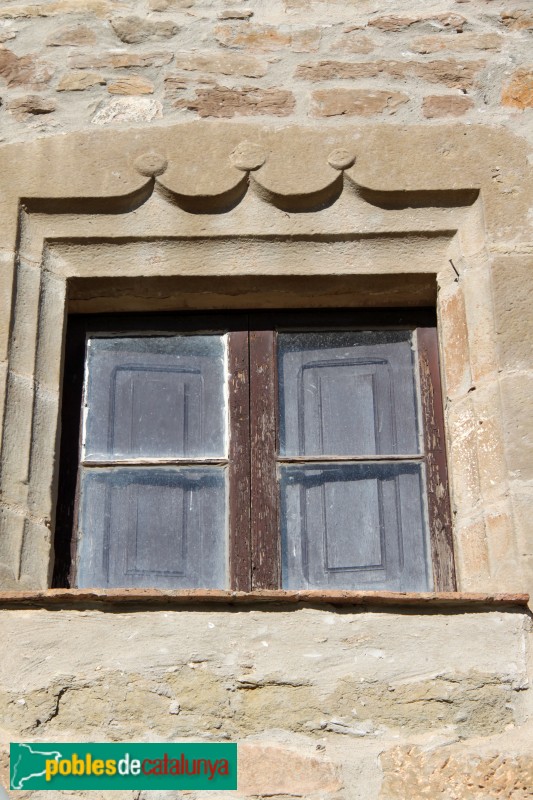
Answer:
[
  {"left": 77, "top": 334, "right": 228, "bottom": 589},
  {"left": 278, "top": 331, "right": 429, "bottom": 592},
  {"left": 84, "top": 336, "right": 226, "bottom": 459},
  {"left": 278, "top": 332, "right": 420, "bottom": 456},
  {"left": 280, "top": 464, "right": 430, "bottom": 591},
  {"left": 77, "top": 468, "right": 227, "bottom": 589}
]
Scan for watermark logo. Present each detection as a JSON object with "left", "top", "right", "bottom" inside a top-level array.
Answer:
[{"left": 11, "top": 743, "right": 237, "bottom": 791}]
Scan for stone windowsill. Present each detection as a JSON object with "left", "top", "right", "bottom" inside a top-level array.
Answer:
[{"left": 0, "top": 589, "right": 528, "bottom": 609}]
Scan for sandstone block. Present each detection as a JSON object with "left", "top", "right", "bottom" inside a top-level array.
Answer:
[
  {"left": 312, "top": 88, "right": 408, "bottom": 117},
  {"left": 380, "top": 745, "right": 533, "bottom": 800},
  {"left": 91, "top": 96, "right": 163, "bottom": 124},
  {"left": 447, "top": 397, "right": 483, "bottom": 513},
  {"left": 296, "top": 59, "right": 484, "bottom": 88},
  {"left": 423, "top": 94, "right": 475, "bottom": 118},
  {"left": 501, "top": 68, "right": 533, "bottom": 109},
  {"left": 239, "top": 743, "right": 342, "bottom": 797},
  {"left": 499, "top": 373, "right": 533, "bottom": 481},
  {"left": 174, "top": 51, "right": 267, "bottom": 78},
  {"left": 0, "top": 506, "right": 25, "bottom": 581},
  {"left": 110, "top": 15, "right": 179, "bottom": 44},
  {"left": 56, "top": 70, "right": 105, "bottom": 91},
  {"left": 327, "top": 672, "right": 514, "bottom": 735},
  {"left": 0, "top": 1, "right": 127, "bottom": 18},
  {"left": 218, "top": 9, "right": 253, "bottom": 20},
  {"left": 107, "top": 74, "right": 154, "bottom": 94},
  {"left": 336, "top": 32, "right": 375, "bottom": 54},
  {"left": 440, "top": 287, "right": 471, "bottom": 398},
  {"left": 46, "top": 24, "right": 97, "bottom": 46},
  {"left": 368, "top": 13, "right": 466, "bottom": 32},
  {"left": 6, "top": 94, "right": 56, "bottom": 117},
  {"left": 412, "top": 33, "right": 502, "bottom": 54},
  {"left": 492, "top": 255, "right": 533, "bottom": 371},
  {"left": 149, "top": 0, "right": 193, "bottom": 9},
  {"left": 215, "top": 23, "right": 320, "bottom": 52},
  {"left": 18, "top": 518, "right": 52, "bottom": 589},
  {"left": 296, "top": 60, "right": 382, "bottom": 81},
  {"left": 163, "top": 74, "right": 187, "bottom": 102},
  {"left": 183, "top": 85, "right": 295, "bottom": 117},
  {"left": 69, "top": 51, "right": 173, "bottom": 69},
  {"left": 0, "top": 47, "right": 53, "bottom": 87},
  {"left": 367, "top": 15, "right": 415, "bottom": 32},
  {"left": 501, "top": 9, "right": 533, "bottom": 30}
]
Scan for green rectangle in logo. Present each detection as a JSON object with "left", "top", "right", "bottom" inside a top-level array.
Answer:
[{"left": 11, "top": 742, "right": 237, "bottom": 791}]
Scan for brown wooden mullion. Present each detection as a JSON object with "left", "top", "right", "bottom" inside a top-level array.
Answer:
[
  {"left": 417, "top": 326, "right": 457, "bottom": 592},
  {"left": 228, "top": 329, "right": 252, "bottom": 591},
  {"left": 249, "top": 328, "right": 280, "bottom": 589}
]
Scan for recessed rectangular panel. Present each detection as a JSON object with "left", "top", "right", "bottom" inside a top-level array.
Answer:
[
  {"left": 278, "top": 331, "right": 420, "bottom": 456},
  {"left": 76, "top": 467, "right": 227, "bottom": 589},
  {"left": 280, "top": 462, "right": 430, "bottom": 591},
  {"left": 84, "top": 335, "right": 226, "bottom": 459},
  {"left": 323, "top": 477, "right": 382, "bottom": 570}
]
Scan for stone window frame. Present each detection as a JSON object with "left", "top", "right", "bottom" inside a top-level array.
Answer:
[{"left": 0, "top": 121, "right": 529, "bottom": 598}]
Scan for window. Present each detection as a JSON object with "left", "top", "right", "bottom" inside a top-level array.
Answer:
[{"left": 53, "top": 310, "right": 456, "bottom": 593}]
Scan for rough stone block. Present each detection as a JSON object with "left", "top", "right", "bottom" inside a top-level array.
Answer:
[
  {"left": 174, "top": 51, "right": 267, "bottom": 78},
  {"left": 0, "top": 1, "right": 127, "bottom": 18},
  {"left": 0, "top": 47, "right": 53, "bottom": 87},
  {"left": 218, "top": 9, "right": 253, "bottom": 21},
  {"left": 492, "top": 254, "right": 533, "bottom": 371},
  {"left": 295, "top": 59, "right": 485, "bottom": 88},
  {"left": 336, "top": 32, "right": 375, "bottom": 54},
  {"left": 182, "top": 85, "right": 295, "bottom": 117},
  {"left": 239, "top": 743, "right": 342, "bottom": 796},
  {"left": 215, "top": 23, "right": 321, "bottom": 52},
  {"left": 18, "top": 519, "right": 52, "bottom": 589},
  {"left": 312, "top": 88, "right": 408, "bottom": 117},
  {"left": 499, "top": 374, "right": 533, "bottom": 482},
  {"left": 46, "top": 24, "right": 97, "bottom": 46},
  {"left": 327, "top": 672, "right": 515, "bottom": 736},
  {"left": 57, "top": 70, "right": 105, "bottom": 91},
  {"left": 0, "top": 506, "right": 25, "bottom": 582},
  {"left": 69, "top": 51, "right": 172, "bottom": 69},
  {"left": 110, "top": 15, "right": 179, "bottom": 44},
  {"left": 501, "top": 9, "right": 533, "bottom": 30},
  {"left": 107, "top": 74, "right": 154, "bottom": 95},
  {"left": 422, "top": 94, "right": 475, "bottom": 117},
  {"left": 91, "top": 96, "right": 163, "bottom": 124},
  {"left": 367, "top": 13, "right": 466, "bottom": 32},
  {"left": 6, "top": 94, "right": 56, "bottom": 118},
  {"left": 380, "top": 745, "right": 533, "bottom": 799},
  {"left": 510, "top": 489, "right": 533, "bottom": 595},
  {"left": 502, "top": 68, "right": 533, "bottom": 109},
  {"left": 470, "top": 381, "right": 509, "bottom": 504},
  {"left": 412, "top": 33, "right": 502, "bottom": 54},
  {"left": 447, "top": 396, "right": 483, "bottom": 513},
  {"left": 149, "top": 0, "right": 193, "bottom": 8},
  {"left": 439, "top": 286, "right": 472, "bottom": 400}
]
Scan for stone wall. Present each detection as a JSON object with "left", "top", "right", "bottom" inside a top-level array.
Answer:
[
  {"left": 1, "top": 606, "right": 532, "bottom": 800},
  {"left": 0, "top": 0, "right": 530, "bottom": 141},
  {"left": 0, "top": 2, "right": 532, "bottom": 799}
]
